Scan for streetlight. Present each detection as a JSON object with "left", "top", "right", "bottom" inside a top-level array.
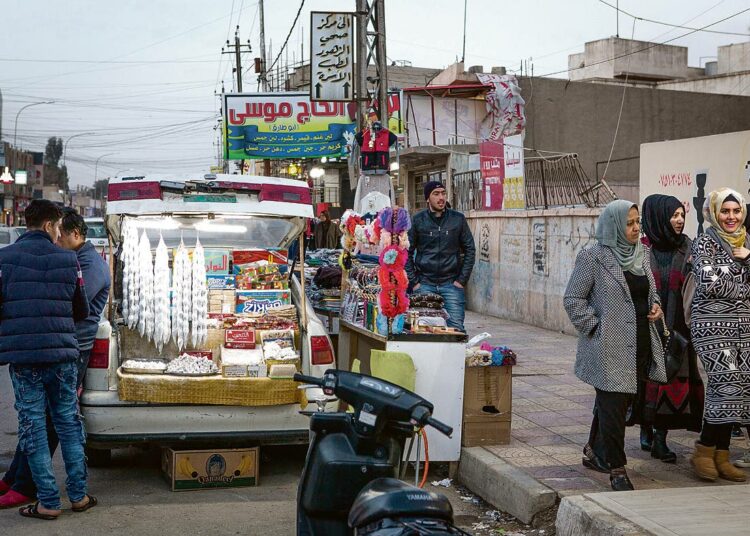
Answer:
[
  {"left": 94, "top": 153, "right": 116, "bottom": 215},
  {"left": 63, "top": 132, "right": 94, "bottom": 168},
  {"left": 14, "top": 101, "right": 54, "bottom": 147}
]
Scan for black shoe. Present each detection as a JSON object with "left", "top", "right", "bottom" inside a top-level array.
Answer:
[
  {"left": 651, "top": 429, "right": 677, "bottom": 463},
  {"left": 640, "top": 426, "right": 653, "bottom": 451},
  {"left": 610, "top": 472, "right": 634, "bottom": 491},
  {"left": 582, "top": 444, "right": 609, "bottom": 473}
]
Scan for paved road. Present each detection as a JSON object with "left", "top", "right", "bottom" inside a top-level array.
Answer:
[{"left": 0, "top": 368, "right": 507, "bottom": 535}]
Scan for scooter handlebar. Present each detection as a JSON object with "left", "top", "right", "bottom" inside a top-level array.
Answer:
[
  {"left": 426, "top": 416, "right": 453, "bottom": 438},
  {"left": 293, "top": 373, "right": 324, "bottom": 387}
]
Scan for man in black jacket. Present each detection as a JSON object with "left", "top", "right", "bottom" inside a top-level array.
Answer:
[{"left": 406, "top": 181, "right": 476, "bottom": 331}]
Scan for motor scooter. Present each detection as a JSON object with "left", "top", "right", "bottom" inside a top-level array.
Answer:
[{"left": 294, "top": 369, "right": 471, "bottom": 535}]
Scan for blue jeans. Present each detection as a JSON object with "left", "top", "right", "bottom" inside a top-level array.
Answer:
[
  {"left": 3, "top": 349, "right": 91, "bottom": 500},
  {"left": 9, "top": 362, "right": 87, "bottom": 509},
  {"left": 416, "top": 282, "right": 466, "bottom": 332}
]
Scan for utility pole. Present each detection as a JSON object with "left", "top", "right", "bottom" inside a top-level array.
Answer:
[
  {"left": 223, "top": 26, "right": 252, "bottom": 93},
  {"left": 258, "top": 0, "right": 268, "bottom": 91},
  {"left": 355, "top": 0, "right": 388, "bottom": 130}
]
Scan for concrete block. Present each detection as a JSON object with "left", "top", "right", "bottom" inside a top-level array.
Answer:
[
  {"left": 556, "top": 495, "right": 648, "bottom": 536},
  {"left": 457, "top": 446, "right": 556, "bottom": 524}
]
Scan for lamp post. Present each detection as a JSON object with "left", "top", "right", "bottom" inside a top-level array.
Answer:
[
  {"left": 94, "top": 153, "right": 115, "bottom": 215},
  {"left": 63, "top": 132, "right": 94, "bottom": 168},
  {"left": 14, "top": 101, "right": 54, "bottom": 148}
]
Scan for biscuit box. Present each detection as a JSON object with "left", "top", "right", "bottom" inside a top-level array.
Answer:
[
  {"left": 161, "top": 447, "right": 259, "bottom": 491},
  {"left": 206, "top": 275, "right": 236, "bottom": 289},
  {"left": 224, "top": 329, "right": 256, "bottom": 349},
  {"left": 235, "top": 290, "right": 291, "bottom": 315}
]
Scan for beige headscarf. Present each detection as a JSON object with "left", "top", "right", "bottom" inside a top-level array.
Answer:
[{"left": 703, "top": 188, "right": 747, "bottom": 248}]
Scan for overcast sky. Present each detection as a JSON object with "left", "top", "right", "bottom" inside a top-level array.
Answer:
[{"left": 1, "top": 0, "right": 749, "bottom": 188}]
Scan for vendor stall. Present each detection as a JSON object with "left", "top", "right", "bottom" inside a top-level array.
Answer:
[{"left": 335, "top": 207, "right": 467, "bottom": 462}]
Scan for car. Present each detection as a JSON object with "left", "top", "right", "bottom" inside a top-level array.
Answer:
[
  {"left": 0, "top": 226, "right": 26, "bottom": 248},
  {"left": 84, "top": 217, "right": 108, "bottom": 248},
  {"left": 80, "top": 173, "right": 335, "bottom": 464}
]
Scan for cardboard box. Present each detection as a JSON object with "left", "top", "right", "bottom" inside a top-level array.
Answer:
[
  {"left": 222, "top": 364, "right": 249, "bottom": 377},
  {"left": 461, "top": 366, "right": 512, "bottom": 447},
  {"left": 235, "top": 290, "right": 291, "bottom": 315},
  {"left": 248, "top": 363, "right": 267, "bottom": 378},
  {"left": 161, "top": 447, "right": 259, "bottom": 491},
  {"left": 224, "top": 329, "right": 256, "bottom": 349},
  {"left": 207, "top": 275, "right": 236, "bottom": 289}
]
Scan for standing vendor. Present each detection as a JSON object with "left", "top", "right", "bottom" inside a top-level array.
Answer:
[
  {"left": 406, "top": 181, "right": 476, "bottom": 332},
  {"left": 313, "top": 203, "right": 342, "bottom": 250}
]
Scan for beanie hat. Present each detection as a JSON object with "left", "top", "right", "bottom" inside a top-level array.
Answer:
[{"left": 424, "top": 180, "right": 446, "bottom": 200}]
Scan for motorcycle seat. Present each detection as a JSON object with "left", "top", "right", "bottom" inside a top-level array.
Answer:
[{"left": 347, "top": 477, "right": 453, "bottom": 529}]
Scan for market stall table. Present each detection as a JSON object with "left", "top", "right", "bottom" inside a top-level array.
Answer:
[{"left": 337, "top": 319, "right": 466, "bottom": 463}]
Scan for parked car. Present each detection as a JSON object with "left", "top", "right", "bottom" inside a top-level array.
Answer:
[
  {"left": 84, "top": 217, "right": 108, "bottom": 248},
  {"left": 0, "top": 226, "right": 26, "bottom": 248},
  {"left": 80, "top": 173, "right": 334, "bottom": 465}
]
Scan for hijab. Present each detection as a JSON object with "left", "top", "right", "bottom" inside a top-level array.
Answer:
[
  {"left": 641, "top": 194, "right": 686, "bottom": 252},
  {"left": 703, "top": 188, "right": 747, "bottom": 249},
  {"left": 596, "top": 199, "right": 645, "bottom": 276}
]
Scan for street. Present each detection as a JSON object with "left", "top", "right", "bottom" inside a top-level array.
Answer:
[{"left": 0, "top": 369, "right": 526, "bottom": 535}]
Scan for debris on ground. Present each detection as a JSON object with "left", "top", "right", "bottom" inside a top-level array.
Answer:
[{"left": 431, "top": 477, "right": 452, "bottom": 487}]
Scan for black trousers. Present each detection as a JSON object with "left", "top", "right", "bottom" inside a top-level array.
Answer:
[
  {"left": 700, "top": 421, "right": 732, "bottom": 450},
  {"left": 588, "top": 389, "right": 632, "bottom": 470}
]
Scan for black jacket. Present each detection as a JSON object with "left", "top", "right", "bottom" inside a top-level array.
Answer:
[{"left": 406, "top": 208, "right": 476, "bottom": 287}]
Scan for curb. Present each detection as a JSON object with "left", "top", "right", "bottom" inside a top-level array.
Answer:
[
  {"left": 457, "top": 446, "right": 557, "bottom": 524},
  {"left": 556, "top": 495, "right": 650, "bottom": 536}
]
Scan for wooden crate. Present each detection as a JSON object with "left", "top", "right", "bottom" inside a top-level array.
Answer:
[{"left": 462, "top": 366, "right": 512, "bottom": 447}]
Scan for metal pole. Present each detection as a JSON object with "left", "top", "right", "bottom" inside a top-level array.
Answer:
[
  {"left": 14, "top": 101, "right": 53, "bottom": 148},
  {"left": 259, "top": 0, "right": 268, "bottom": 91},
  {"left": 235, "top": 28, "right": 243, "bottom": 92},
  {"left": 375, "top": 0, "right": 388, "bottom": 122},
  {"left": 356, "top": 0, "right": 368, "bottom": 131},
  {"left": 461, "top": 0, "right": 468, "bottom": 63}
]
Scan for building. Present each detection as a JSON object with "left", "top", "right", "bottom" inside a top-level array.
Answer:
[{"left": 0, "top": 143, "right": 35, "bottom": 225}]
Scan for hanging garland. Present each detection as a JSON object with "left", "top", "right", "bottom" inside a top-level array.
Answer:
[{"left": 376, "top": 207, "right": 411, "bottom": 332}]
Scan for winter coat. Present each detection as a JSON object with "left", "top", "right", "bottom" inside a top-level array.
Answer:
[
  {"left": 406, "top": 208, "right": 476, "bottom": 287},
  {"left": 564, "top": 243, "right": 668, "bottom": 394},
  {"left": 0, "top": 230, "right": 89, "bottom": 365},
  {"left": 75, "top": 241, "right": 111, "bottom": 351},
  {"left": 313, "top": 220, "right": 342, "bottom": 250}
]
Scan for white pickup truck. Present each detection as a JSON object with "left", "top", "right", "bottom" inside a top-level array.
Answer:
[{"left": 81, "top": 173, "right": 336, "bottom": 464}]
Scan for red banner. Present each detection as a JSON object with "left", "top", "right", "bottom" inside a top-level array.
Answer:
[{"left": 480, "top": 140, "right": 504, "bottom": 210}]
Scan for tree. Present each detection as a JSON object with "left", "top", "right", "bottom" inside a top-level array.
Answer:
[
  {"left": 93, "top": 178, "right": 108, "bottom": 200},
  {"left": 44, "top": 137, "right": 63, "bottom": 167}
]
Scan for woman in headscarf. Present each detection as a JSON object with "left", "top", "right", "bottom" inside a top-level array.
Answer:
[
  {"left": 635, "top": 195, "right": 704, "bottom": 462},
  {"left": 564, "top": 200, "right": 666, "bottom": 491},
  {"left": 689, "top": 188, "right": 750, "bottom": 482}
]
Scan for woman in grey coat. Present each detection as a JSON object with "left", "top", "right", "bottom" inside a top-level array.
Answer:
[{"left": 564, "top": 200, "right": 667, "bottom": 491}]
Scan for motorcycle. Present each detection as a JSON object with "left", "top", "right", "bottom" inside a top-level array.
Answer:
[{"left": 294, "top": 369, "right": 471, "bottom": 535}]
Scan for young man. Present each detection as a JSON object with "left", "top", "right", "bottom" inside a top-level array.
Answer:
[
  {"left": 0, "top": 208, "right": 110, "bottom": 511},
  {"left": 0, "top": 200, "right": 95, "bottom": 519},
  {"left": 406, "top": 181, "right": 476, "bottom": 332}
]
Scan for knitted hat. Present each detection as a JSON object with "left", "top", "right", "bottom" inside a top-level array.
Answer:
[{"left": 424, "top": 180, "right": 446, "bottom": 200}]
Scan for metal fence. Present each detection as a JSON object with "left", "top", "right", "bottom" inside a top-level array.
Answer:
[{"left": 451, "top": 154, "right": 616, "bottom": 211}]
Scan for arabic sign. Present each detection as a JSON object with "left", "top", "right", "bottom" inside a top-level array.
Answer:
[
  {"left": 502, "top": 134, "right": 525, "bottom": 209},
  {"left": 310, "top": 12, "right": 354, "bottom": 102},
  {"left": 224, "top": 92, "right": 356, "bottom": 160},
  {"left": 480, "top": 140, "right": 504, "bottom": 210}
]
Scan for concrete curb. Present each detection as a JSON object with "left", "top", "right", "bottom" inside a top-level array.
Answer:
[
  {"left": 556, "top": 495, "right": 649, "bottom": 536},
  {"left": 457, "top": 446, "right": 557, "bottom": 524}
]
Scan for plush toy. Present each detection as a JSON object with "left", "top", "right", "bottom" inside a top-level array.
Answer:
[{"left": 376, "top": 207, "right": 411, "bottom": 326}]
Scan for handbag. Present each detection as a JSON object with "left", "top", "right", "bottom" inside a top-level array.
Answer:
[{"left": 660, "top": 317, "right": 689, "bottom": 382}]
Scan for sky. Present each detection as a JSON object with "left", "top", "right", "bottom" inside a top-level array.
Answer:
[{"left": 1, "top": 0, "right": 749, "bottom": 188}]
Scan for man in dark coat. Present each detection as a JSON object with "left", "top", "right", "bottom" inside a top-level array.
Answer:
[
  {"left": 0, "top": 200, "right": 94, "bottom": 519},
  {"left": 406, "top": 181, "right": 476, "bottom": 331},
  {"left": 0, "top": 208, "right": 110, "bottom": 509}
]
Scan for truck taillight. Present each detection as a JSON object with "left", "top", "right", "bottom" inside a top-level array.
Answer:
[
  {"left": 88, "top": 338, "right": 110, "bottom": 369},
  {"left": 310, "top": 336, "right": 334, "bottom": 365},
  {"left": 107, "top": 181, "right": 161, "bottom": 202}
]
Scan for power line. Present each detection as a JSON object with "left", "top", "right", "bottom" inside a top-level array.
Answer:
[
  {"left": 598, "top": 0, "right": 750, "bottom": 37},
  {"left": 265, "top": 0, "right": 306, "bottom": 75},
  {"left": 538, "top": 6, "right": 750, "bottom": 78}
]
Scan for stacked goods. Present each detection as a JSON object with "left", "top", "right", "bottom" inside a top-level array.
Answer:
[
  {"left": 191, "top": 239, "right": 208, "bottom": 347},
  {"left": 166, "top": 354, "right": 219, "bottom": 375},
  {"left": 153, "top": 237, "right": 172, "bottom": 353},
  {"left": 208, "top": 290, "right": 236, "bottom": 314},
  {"left": 235, "top": 290, "right": 291, "bottom": 315},
  {"left": 235, "top": 262, "right": 288, "bottom": 291}
]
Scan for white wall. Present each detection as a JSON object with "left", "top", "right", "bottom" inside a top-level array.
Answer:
[{"left": 639, "top": 130, "right": 750, "bottom": 239}]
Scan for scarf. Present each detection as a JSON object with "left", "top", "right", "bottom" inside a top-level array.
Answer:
[
  {"left": 703, "top": 188, "right": 747, "bottom": 248},
  {"left": 642, "top": 194, "right": 686, "bottom": 252},
  {"left": 596, "top": 199, "right": 645, "bottom": 276}
]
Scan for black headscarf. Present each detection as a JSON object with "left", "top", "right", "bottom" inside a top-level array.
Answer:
[
  {"left": 744, "top": 204, "right": 750, "bottom": 230},
  {"left": 642, "top": 194, "right": 686, "bottom": 251}
]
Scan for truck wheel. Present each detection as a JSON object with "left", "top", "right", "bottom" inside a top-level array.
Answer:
[{"left": 85, "top": 447, "right": 112, "bottom": 467}]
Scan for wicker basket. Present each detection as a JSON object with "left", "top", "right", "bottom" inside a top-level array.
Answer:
[{"left": 117, "top": 369, "right": 306, "bottom": 407}]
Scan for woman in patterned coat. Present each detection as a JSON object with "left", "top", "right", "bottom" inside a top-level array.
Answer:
[
  {"left": 689, "top": 188, "right": 750, "bottom": 483},
  {"left": 637, "top": 194, "right": 704, "bottom": 462},
  {"left": 564, "top": 200, "right": 667, "bottom": 491}
]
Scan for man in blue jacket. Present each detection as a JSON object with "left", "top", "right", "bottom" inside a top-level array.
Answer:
[
  {"left": 0, "top": 200, "right": 95, "bottom": 520},
  {"left": 0, "top": 208, "right": 110, "bottom": 512},
  {"left": 406, "top": 181, "right": 476, "bottom": 332}
]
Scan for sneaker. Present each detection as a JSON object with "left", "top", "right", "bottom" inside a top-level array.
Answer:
[{"left": 734, "top": 450, "right": 750, "bottom": 468}]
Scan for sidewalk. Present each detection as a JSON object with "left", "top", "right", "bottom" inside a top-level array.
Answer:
[{"left": 460, "top": 311, "right": 750, "bottom": 529}]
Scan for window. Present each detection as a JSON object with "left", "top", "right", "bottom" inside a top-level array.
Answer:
[{"left": 412, "top": 170, "right": 446, "bottom": 211}]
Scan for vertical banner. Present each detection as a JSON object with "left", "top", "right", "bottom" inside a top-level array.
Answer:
[
  {"left": 479, "top": 140, "right": 504, "bottom": 210},
  {"left": 310, "top": 12, "right": 355, "bottom": 102},
  {"left": 502, "top": 134, "right": 525, "bottom": 209}
]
